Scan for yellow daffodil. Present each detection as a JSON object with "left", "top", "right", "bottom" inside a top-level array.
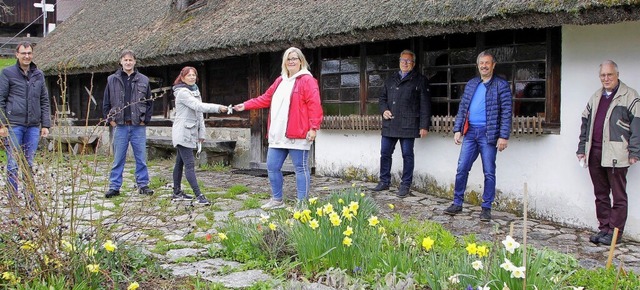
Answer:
[
  {"left": 330, "top": 216, "right": 341, "bottom": 227},
  {"left": 421, "top": 236, "right": 434, "bottom": 251},
  {"left": 348, "top": 201, "right": 359, "bottom": 212},
  {"left": 343, "top": 236, "right": 353, "bottom": 247},
  {"left": 501, "top": 235, "right": 520, "bottom": 254},
  {"left": 61, "top": 240, "right": 74, "bottom": 252},
  {"left": 268, "top": 223, "right": 277, "bottom": 231},
  {"left": 338, "top": 198, "right": 344, "bottom": 204},
  {"left": 465, "top": 243, "right": 477, "bottom": 255},
  {"left": 293, "top": 211, "right": 302, "bottom": 220},
  {"left": 309, "top": 197, "right": 318, "bottom": 204},
  {"left": 309, "top": 219, "right": 319, "bottom": 230},
  {"left": 343, "top": 226, "right": 353, "bottom": 236},
  {"left": 388, "top": 203, "right": 395, "bottom": 209},
  {"left": 510, "top": 266, "right": 526, "bottom": 279},
  {"left": 20, "top": 240, "right": 36, "bottom": 251},
  {"left": 351, "top": 182, "right": 356, "bottom": 187},
  {"left": 127, "top": 282, "right": 140, "bottom": 290},
  {"left": 218, "top": 233, "right": 228, "bottom": 241},
  {"left": 2, "top": 272, "right": 15, "bottom": 281},
  {"left": 472, "top": 260, "right": 483, "bottom": 270},
  {"left": 477, "top": 245, "right": 489, "bottom": 257},
  {"left": 322, "top": 203, "right": 334, "bottom": 214},
  {"left": 86, "top": 264, "right": 100, "bottom": 273},
  {"left": 301, "top": 209, "right": 312, "bottom": 223},
  {"left": 316, "top": 207, "right": 324, "bottom": 216},
  {"left": 103, "top": 240, "right": 117, "bottom": 252},
  {"left": 259, "top": 214, "right": 270, "bottom": 223},
  {"left": 367, "top": 215, "right": 379, "bottom": 226}
]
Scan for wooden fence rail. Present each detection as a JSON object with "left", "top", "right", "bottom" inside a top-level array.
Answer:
[{"left": 321, "top": 115, "right": 545, "bottom": 135}]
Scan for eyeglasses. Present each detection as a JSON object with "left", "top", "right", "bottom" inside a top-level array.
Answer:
[
  {"left": 287, "top": 57, "right": 300, "bottom": 62},
  {"left": 18, "top": 52, "right": 33, "bottom": 56},
  {"left": 599, "top": 73, "right": 617, "bottom": 79},
  {"left": 399, "top": 58, "right": 414, "bottom": 64}
]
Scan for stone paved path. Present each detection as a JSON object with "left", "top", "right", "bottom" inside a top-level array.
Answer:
[{"left": 2, "top": 158, "right": 639, "bottom": 288}]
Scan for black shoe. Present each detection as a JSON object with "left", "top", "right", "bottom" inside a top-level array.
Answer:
[
  {"left": 372, "top": 183, "right": 389, "bottom": 192},
  {"left": 598, "top": 233, "right": 621, "bottom": 246},
  {"left": 195, "top": 195, "right": 211, "bottom": 206},
  {"left": 480, "top": 207, "right": 492, "bottom": 221},
  {"left": 589, "top": 231, "right": 607, "bottom": 244},
  {"left": 444, "top": 204, "right": 462, "bottom": 216},
  {"left": 105, "top": 189, "right": 120, "bottom": 198},
  {"left": 397, "top": 187, "right": 410, "bottom": 198},
  {"left": 172, "top": 190, "right": 194, "bottom": 201},
  {"left": 138, "top": 186, "right": 154, "bottom": 196}
]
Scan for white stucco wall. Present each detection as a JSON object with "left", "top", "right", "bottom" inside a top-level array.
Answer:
[{"left": 315, "top": 21, "right": 640, "bottom": 240}]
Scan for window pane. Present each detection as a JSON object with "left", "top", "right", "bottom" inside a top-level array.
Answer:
[
  {"left": 340, "top": 59, "right": 360, "bottom": 73},
  {"left": 426, "top": 70, "right": 448, "bottom": 84},
  {"left": 323, "top": 103, "right": 339, "bottom": 115},
  {"left": 515, "top": 63, "right": 546, "bottom": 81},
  {"left": 321, "top": 60, "right": 340, "bottom": 74},
  {"left": 452, "top": 84, "right": 466, "bottom": 100},
  {"left": 450, "top": 33, "right": 476, "bottom": 49},
  {"left": 322, "top": 75, "right": 340, "bottom": 89},
  {"left": 515, "top": 45, "right": 546, "bottom": 61},
  {"left": 365, "top": 103, "right": 379, "bottom": 115},
  {"left": 341, "top": 74, "right": 360, "bottom": 88},
  {"left": 367, "top": 54, "right": 396, "bottom": 70},
  {"left": 431, "top": 102, "right": 449, "bottom": 116},
  {"left": 451, "top": 67, "right": 477, "bottom": 84},
  {"left": 340, "top": 103, "right": 358, "bottom": 115},
  {"left": 425, "top": 50, "right": 449, "bottom": 67},
  {"left": 450, "top": 49, "right": 476, "bottom": 65},
  {"left": 494, "top": 65, "right": 512, "bottom": 81},
  {"left": 430, "top": 84, "right": 448, "bottom": 99},
  {"left": 341, "top": 88, "right": 360, "bottom": 102},
  {"left": 513, "top": 100, "right": 545, "bottom": 117},
  {"left": 368, "top": 74, "right": 385, "bottom": 87},
  {"left": 450, "top": 102, "right": 460, "bottom": 116},
  {"left": 515, "top": 81, "right": 545, "bottom": 99},
  {"left": 323, "top": 88, "right": 340, "bottom": 101},
  {"left": 487, "top": 46, "right": 515, "bottom": 62},
  {"left": 368, "top": 86, "right": 383, "bottom": 100},
  {"left": 515, "top": 29, "right": 546, "bottom": 43}
]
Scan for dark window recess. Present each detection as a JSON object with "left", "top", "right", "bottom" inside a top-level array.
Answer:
[
  {"left": 175, "top": 0, "right": 207, "bottom": 11},
  {"left": 318, "top": 28, "right": 561, "bottom": 131}
]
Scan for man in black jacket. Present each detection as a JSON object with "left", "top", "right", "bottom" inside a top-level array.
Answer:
[
  {"left": 102, "top": 49, "right": 154, "bottom": 198},
  {"left": 0, "top": 41, "right": 51, "bottom": 195},
  {"left": 372, "top": 50, "right": 431, "bottom": 198}
]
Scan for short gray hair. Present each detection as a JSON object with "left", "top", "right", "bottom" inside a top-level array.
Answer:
[
  {"left": 400, "top": 49, "right": 416, "bottom": 62},
  {"left": 476, "top": 51, "right": 496, "bottom": 64},
  {"left": 599, "top": 60, "right": 619, "bottom": 73}
]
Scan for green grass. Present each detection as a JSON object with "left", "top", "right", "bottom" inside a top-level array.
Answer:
[{"left": 0, "top": 58, "right": 14, "bottom": 70}]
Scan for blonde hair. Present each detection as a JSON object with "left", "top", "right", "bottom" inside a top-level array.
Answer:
[{"left": 280, "top": 47, "right": 310, "bottom": 77}]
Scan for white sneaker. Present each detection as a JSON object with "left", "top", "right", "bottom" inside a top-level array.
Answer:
[{"left": 261, "top": 199, "right": 285, "bottom": 210}]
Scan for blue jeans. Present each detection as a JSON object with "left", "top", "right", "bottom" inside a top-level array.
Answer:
[
  {"left": 108, "top": 125, "right": 149, "bottom": 190},
  {"left": 379, "top": 136, "right": 415, "bottom": 188},
  {"left": 5, "top": 125, "right": 41, "bottom": 194},
  {"left": 266, "top": 147, "right": 310, "bottom": 201},
  {"left": 453, "top": 125, "right": 497, "bottom": 209}
]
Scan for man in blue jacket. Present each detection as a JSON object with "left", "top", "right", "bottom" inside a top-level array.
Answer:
[
  {"left": 102, "top": 49, "right": 154, "bottom": 198},
  {"left": 0, "top": 41, "right": 51, "bottom": 196},
  {"left": 372, "top": 50, "right": 431, "bottom": 198},
  {"left": 444, "top": 51, "right": 512, "bottom": 221}
]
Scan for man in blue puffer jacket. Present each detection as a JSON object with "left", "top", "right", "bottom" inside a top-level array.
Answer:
[
  {"left": 444, "top": 51, "right": 512, "bottom": 221},
  {"left": 0, "top": 41, "right": 51, "bottom": 196}
]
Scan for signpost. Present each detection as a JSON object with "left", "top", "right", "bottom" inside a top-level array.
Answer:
[{"left": 33, "top": 0, "right": 55, "bottom": 36}]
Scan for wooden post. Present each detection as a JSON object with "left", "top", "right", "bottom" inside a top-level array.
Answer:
[
  {"left": 522, "top": 182, "right": 528, "bottom": 290},
  {"left": 606, "top": 227, "right": 620, "bottom": 269}
]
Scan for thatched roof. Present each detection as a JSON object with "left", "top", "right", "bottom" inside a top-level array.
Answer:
[{"left": 35, "top": 0, "right": 640, "bottom": 75}]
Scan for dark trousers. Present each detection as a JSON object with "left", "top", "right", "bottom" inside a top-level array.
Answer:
[
  {"left": 379, "top": 136, "right": 415, "bottom": 188},
  {"left": 173, "top": 145, "right": 202, "bottom": 196},
  {"left": 588, "top": 147, "right": 628, "bottom": 235}
]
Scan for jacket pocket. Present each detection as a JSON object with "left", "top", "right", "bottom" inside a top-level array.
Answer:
[
  {"left": 401, "top": 116, "right": 418, "bottom": 129},
  {"left": 183, "top": 122, "right": 197, "bottom": 142}
]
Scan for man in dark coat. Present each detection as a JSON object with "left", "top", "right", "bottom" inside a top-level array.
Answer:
[
  {"left": 0, "top": 41, "right": 51, "bottom": 195},
  {"left": 372, "top": 50, "right": 431, "bottom": 198}
]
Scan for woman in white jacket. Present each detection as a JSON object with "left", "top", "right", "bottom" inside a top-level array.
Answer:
[{"left": 171, "top": 66, "right": 227, "bottom": 205}]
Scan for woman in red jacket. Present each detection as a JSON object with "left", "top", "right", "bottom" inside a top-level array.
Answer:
[{"left": 234, "top": 47, "right": 323, "bottom": 210}]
